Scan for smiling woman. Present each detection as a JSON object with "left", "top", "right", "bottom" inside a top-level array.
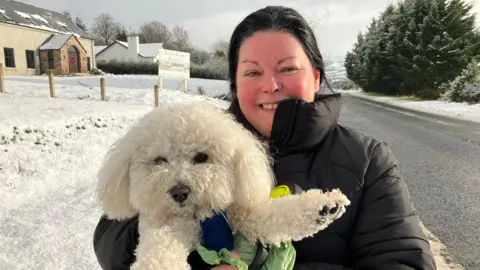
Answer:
[{"left": 93, "top": 5, "right": 437, "bottom": 270}]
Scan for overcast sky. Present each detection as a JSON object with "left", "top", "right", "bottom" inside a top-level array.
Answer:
[{"left": 18, "top": 0, "right": 480, "bottom": 61}]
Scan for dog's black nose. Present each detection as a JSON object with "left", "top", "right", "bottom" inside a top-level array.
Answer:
[{"left": 168, "top": 184, "right": 191, "bottom": 203}]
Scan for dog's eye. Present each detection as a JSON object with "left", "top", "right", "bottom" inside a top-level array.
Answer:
[
  {"left": 154, "top": 156, "right": 168, "bottom": 165},
  {"left": 193, "top": 152, "right": 209, "bottom": 164}
]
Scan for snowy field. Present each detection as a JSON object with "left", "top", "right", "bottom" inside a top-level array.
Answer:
[
  {"left": 0, "top": 75, "right": 465, "bottom": 269},
  {"left": 0, "top": 76, "right": 229, "bottom": 270},
  {"left": 340, "top": 89, "right": 480, "bottom": 123}
]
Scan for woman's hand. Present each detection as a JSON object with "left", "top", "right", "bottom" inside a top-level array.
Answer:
[{"left": 210, "top": 251, "right": 240, "bottom": 270}]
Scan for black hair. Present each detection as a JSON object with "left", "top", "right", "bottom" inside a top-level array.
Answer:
[{"left": 227, "top": 5, "right": 333, "bottom": 99}]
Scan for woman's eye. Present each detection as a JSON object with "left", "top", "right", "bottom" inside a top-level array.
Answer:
[
  {"left": 281, "top": 67, "right": 296, "bottom": 72},
  {"left": 154, "top": 156, "right": 168, "bottom": 165},
  {"left": 245, "top": 71, "right": 260, "bottom": 77}
]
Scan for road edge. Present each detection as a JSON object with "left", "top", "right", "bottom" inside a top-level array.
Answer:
[
  {"left": 421, "top": 223, "right": 464, "bottom": 270},
  {"left": 341, "top": 91, "right": 480, "bottom": 126}
]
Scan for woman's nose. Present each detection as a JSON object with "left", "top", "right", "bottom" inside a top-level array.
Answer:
[{"left": 261, "top": 74, "right": 281, "bottom": 93}]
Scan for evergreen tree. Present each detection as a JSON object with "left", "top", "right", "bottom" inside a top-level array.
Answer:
[
  {"left": 75, "top": 17, "right": 87, "bottom": 32},
  {"left": 344, "top": 0, "right": 480, "bottom": 99},
  {"left": 115, "top": 26, "right": 128, "bottom": 42}
]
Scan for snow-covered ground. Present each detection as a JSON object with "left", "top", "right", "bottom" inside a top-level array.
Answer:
[
  {"left": 339, "top": 89, "right": 480, "bottom": 123},
  {"left": 0, "top": 75, "right": 464, "bottom": 269},
  {"left": 0, "top": 76, "right": 229, "bottom": 270},
  {"left": 4, "top": 75, "right": 230, "bottom": 101}
]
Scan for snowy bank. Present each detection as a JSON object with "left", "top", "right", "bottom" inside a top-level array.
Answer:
[{"left": 339, "top": 89, "right": 480, "bottom": 124}]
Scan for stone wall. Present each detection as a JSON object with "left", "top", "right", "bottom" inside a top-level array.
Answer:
[
  {"left": 39, "top": 36, "right": 88, "bottom": 75},
  {"left": 59, "top": 36, "right": 88, "bottom": 74},
  {"left": 39, "top": 50, "right": 62, "bottom": 75}
]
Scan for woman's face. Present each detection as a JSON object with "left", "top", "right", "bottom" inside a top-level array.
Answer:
[{"left": 235, "top": 31, "right": 321, "bottom": 138}]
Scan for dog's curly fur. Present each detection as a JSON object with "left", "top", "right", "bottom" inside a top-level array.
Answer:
[{"left": 95, "top": 102, "right": 350, "bottom": 270}]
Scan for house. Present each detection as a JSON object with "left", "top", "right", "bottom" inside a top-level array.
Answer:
[
  {"left": 95, "top": 36, "right": 163, "bottom": 63},
  {"left": 0, "top": 0, "right": 95, "bottom": 76}
]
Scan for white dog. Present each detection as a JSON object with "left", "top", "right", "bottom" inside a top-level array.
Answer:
[{"left": 95, "top": 102, "right": 350, "bottom": 270}]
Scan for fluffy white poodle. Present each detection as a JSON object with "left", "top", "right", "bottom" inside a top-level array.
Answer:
[{"left": 95, "top": 102, "right": 350, "bottom": 270}]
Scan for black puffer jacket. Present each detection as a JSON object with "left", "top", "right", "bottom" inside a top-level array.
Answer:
[{"left": 93, "top": 94, "right": 437, "bottom": 270}]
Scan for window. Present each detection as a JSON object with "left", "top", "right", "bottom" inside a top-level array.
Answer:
[
  {"left": 4, "top": 48, "right": 15, "bottom": 68},
  {"left": 26, "top": 50, "right": 35, "bottom": 69},
  {"left": 48, "top": 50, "right": 54, "bottom": 69}
]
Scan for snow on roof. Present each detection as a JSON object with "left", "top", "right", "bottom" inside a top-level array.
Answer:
[
  {"left": 94, "top": 45, "right": 107, "bottom": 55},
  {"left": 31, "top": 14, "right": 48, "bottom": 24},
  {"left": 109, "top": 40, "right": 163, "bottom": 57},
  {"left": 139, "top": 43, "right": 163, "bottom": 57},
  {"left": 0, "top": 0, "right": 91, "bottom": 39},
  {"left": 39, "top": 34, "right": 72, "bottom": 50},
  {"left": 15, "top": 10, "right": 31, "bottom": 18}
]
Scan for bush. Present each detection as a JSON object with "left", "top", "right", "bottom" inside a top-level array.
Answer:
[
  {"left": 452, "top": 82, "right": 480, "bottom": 104},
  {"left": 96, "top": 57, "right": 228, "bottom": 80},
  {"left": 191, "top": 57, "right": 228, "bottom": 80},
  {"left": 417, "top": 87, "right": 441, "bottom": 100},
  {"left": 331, "top": 79, "right": 357, "bottom": 90},
  {"left": 440, "top": 60, "right": 479, "bottom": 103}
]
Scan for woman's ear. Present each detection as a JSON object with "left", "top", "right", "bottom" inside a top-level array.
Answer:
[
  {"left": 95, "top": 138, "right": 138, "bottom": 220},
  {"left": 314, "top": 68, "right": 321, "bottom": 93}
]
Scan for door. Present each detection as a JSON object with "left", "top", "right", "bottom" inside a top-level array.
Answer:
[{"left": 68, "top": 46, "right": 80, "bottom": 73}]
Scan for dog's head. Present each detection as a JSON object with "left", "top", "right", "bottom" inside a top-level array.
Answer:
[{"left": 95, "top": 102, "right": 275, "bottom": 221}]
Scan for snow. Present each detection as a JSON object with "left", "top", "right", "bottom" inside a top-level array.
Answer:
[
  {"left": 14, "top": 10, "right": 31, "bottom": 19},
  {"left": 0, "top": 9, "right": 5, "bottom": 13},
  {"left": 18, "top": 23, "right": 75, "bottom": 37},
  {"left": 4, "top": 75, "right": 230, "bottom": 101},
  {"left": 0, "top": 76, "right": 229, "bottom": 269},
  {"left": 1, "top": 74, "right": 471, "bottom": 269},
  {"left": 339, "top": 89, "right": 480, "bottom": 123},
  {"left": 56, "top": 21, "right": 67, "bottom": 27},
  {"left": 31, "top": 14, "right": 48, "bottom": 24}
]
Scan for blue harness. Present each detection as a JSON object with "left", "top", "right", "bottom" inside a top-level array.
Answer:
[{"left": 200, "top": 212, "right": 234, "bottom": 252}]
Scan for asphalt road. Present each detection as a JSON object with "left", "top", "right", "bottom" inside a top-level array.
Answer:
[{"left": 339, "top": 95, "right": 480, "bottom": 269}]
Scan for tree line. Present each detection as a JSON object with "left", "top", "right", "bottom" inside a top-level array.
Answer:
[
  {"left": 61, "top": 11, "right": 229, "bottom": 68},
  {"left": 344, "top": 0, "right": 480, "bottom": 100}
]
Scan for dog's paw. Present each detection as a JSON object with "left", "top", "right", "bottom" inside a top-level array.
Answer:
[{"left": 300, "top": 188, "right": 350, "bottom": 227}]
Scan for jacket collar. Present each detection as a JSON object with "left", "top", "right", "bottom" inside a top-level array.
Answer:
[{"left": 227, "top": 93, "right": 343, "bottom": 156}]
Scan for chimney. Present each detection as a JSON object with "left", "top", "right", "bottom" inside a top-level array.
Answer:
[{"left": 127, "top": 36, "right": 140, "bottom": 60}]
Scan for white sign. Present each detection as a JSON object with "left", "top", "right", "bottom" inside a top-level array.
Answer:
[{"left": 154, "top": 48, "right": 190, "bottom": 79}]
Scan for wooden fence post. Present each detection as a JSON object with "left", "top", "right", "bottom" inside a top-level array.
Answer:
[
  {"left": 0, "top": 63, "right": 5, "bottom": 94},
  {"left": 154, "top": 84, "right": 159, "bottom": 107},
  {"left": 100, "top": 77, "right": 106, "bottom": 101},
  {"left": 48, "top": 70, "right": 55, "bottom": 98}
]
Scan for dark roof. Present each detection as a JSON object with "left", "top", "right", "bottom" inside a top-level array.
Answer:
[{"left": 0, "top": 0, "right": 92, "bottom": 39}]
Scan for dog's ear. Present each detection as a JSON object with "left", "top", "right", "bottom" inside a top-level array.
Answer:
[
  {"left": 95, "top": 137, "right": 138, "bottom": 220},
  {"left": 232, "top": 129, "right": 275, "bottom": 207}
]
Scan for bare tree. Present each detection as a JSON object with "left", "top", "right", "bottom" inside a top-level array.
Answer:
[
  {"left": 211, "top": 38, "right": 229, "bottom": 58},
  {"left": 92, "top": 13, "right": 119, "bottom": 45},
  {"left": 139, "top": 21, "right": 174, "bottom": 47},
  {"left": 171, "top": 25, "right": 191, "bottom": 52}
]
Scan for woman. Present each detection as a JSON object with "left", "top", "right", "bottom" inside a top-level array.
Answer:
[{"left": 93, "top": 5, "right": 436, "bottom": 270}]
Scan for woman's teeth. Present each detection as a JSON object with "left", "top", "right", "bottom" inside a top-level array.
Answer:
[{"left": 262, "top": 104, "right": 278, "bottom": 110}]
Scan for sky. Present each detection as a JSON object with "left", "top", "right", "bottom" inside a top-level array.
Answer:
[{"left": 16, "top": 0, "right": 480, "bottom": 61}]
